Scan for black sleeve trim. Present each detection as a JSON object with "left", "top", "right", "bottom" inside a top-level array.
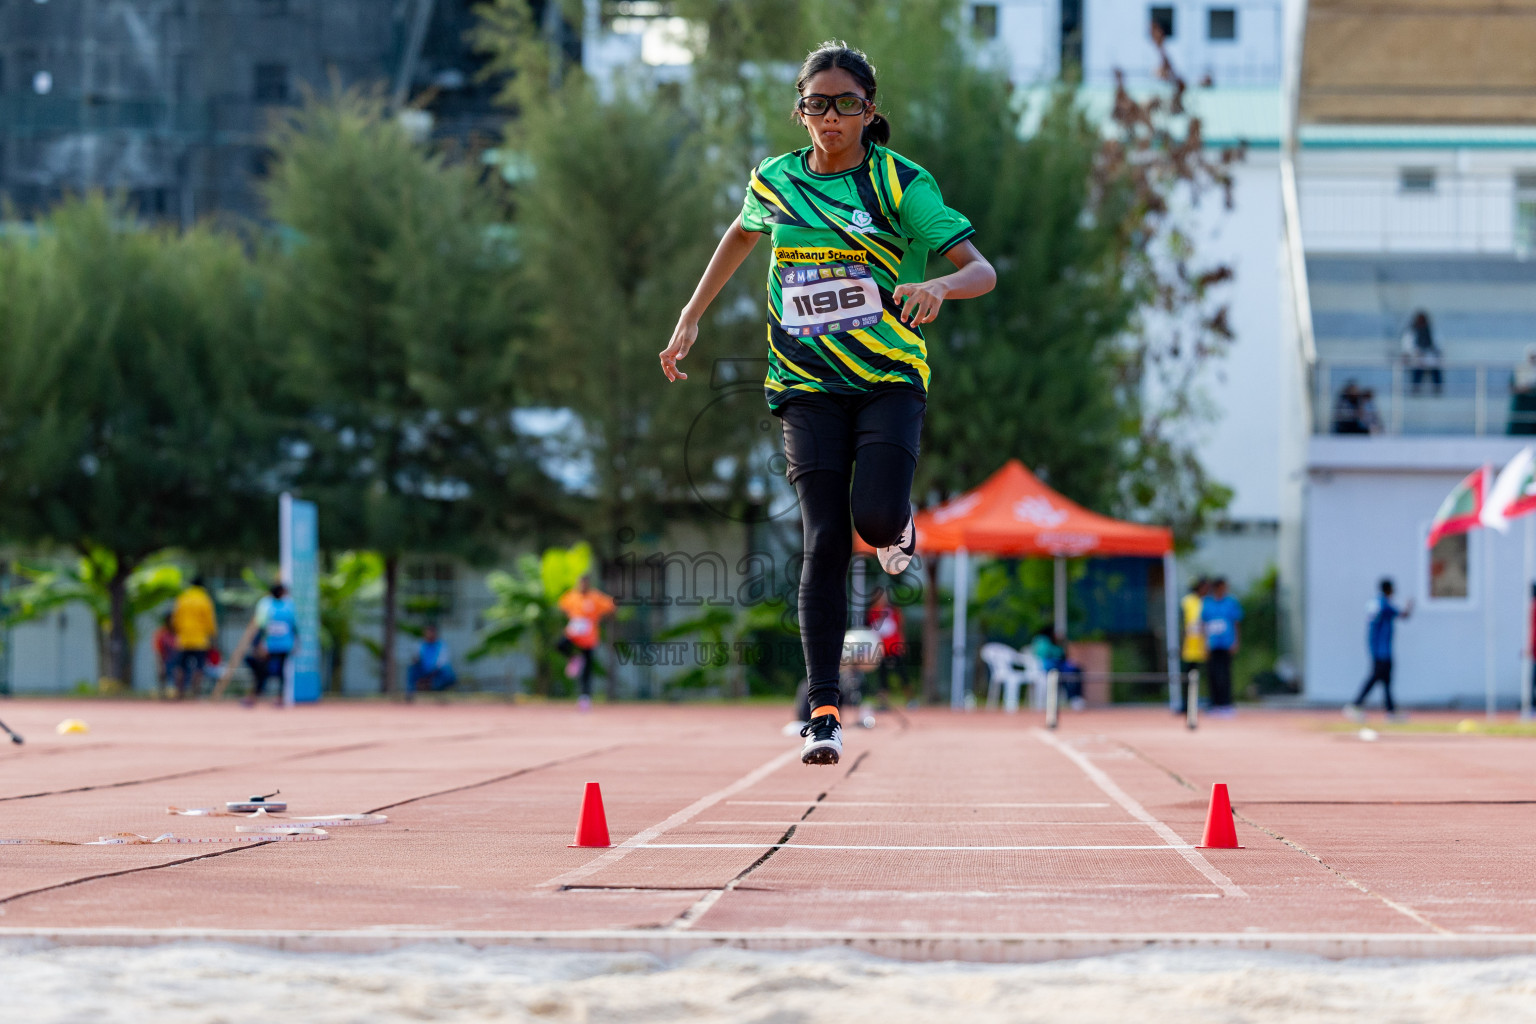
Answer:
[{"left": 935, "top": 225, "right": 976, "bottom": 256}]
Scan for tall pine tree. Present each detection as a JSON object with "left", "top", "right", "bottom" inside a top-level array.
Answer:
[
  {"left": 262, "top": 88, "right": 559, "bottom": 692},
  {"left": 0, "top": 197, "right": 275, "bottom": 686}
]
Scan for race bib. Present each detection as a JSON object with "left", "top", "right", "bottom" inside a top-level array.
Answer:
[
  {"left": 566, "top": 616, "right": 594, "bottom": 638},
  {"left": 779, "top": 263, "right": 883, "bottom": 337}
]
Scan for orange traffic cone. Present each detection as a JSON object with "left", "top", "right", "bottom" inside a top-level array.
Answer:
[
  {"left": 568, "top": 782, "right": 612, "bottom": 848},
  {"left": 1195, "top": 783, "right": 1243, "bottom": 849}
]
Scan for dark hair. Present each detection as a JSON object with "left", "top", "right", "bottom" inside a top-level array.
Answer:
[
  {"left": 270, "top": 583, "right": 288, "bottom": 599},
  {"left": 795, "top": 41, "right": 890, "bottom": 146},
  {"left": 190, "top": 575, "right": 206, "bottom": 589},
  {"left": 1379, "top": 577, "right": 1394, "bottom": 595}
]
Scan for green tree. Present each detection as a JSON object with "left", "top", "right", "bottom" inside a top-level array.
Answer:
[
  {"left": 0, "top": 549, "right": 184, "bottom": 690},
  {"left": 475, "top": 1, "right": 769, "bottom": 549},
  {"left": 317, "top": 551, "right": 385, "bottom": 693},
  {"left": 467, "top": 541, "right": 592, "bottom": 695},
  {"left": 262, "top": 88, "right": 559, "bottom": 693},
  {"left": 0, "top": 197, "right": 275, "bottom": 687}
]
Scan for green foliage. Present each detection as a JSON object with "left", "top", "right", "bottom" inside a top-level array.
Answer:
[
  {"left": 264, "top": 86, "right": 550, "bottom": 559},
  {"left": 971, "top": 558, "right": 1088, "bottom": 647},
  {"left": 467, "top": 542, "right": 593, "bottom": 693},
  {"left": 318, "top": 551, "right": 385, "bottom": 692},
  {"left": 0, "top": 548, "right": 184, "bottom": 683},
  {"left": 262, "top": 86, "right": 562, "bottom": 690},
  {"left": 655, "top": 596, "right": 797, "bottom": 696},
  {"left": 0, "top": 196, "right": 274, "bottom": 685},
  {"left": 503, "top": 72, "right": 766, "bottom": 543},
  {"left": 1234, "top": 566, "right": 1283, "bottom": 697}
]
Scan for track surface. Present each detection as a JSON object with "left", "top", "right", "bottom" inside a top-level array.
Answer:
[{"left": 1, "top": 701, "right": 1533, "bottom": 959}]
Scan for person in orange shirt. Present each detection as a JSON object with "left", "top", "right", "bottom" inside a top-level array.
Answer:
[{"left": 556, "top": 575, "right": 616, "bottom": 710}]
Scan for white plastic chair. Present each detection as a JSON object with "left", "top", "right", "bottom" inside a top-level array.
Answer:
[{"left": 981, "top": 642, "right": 1031, "bottom": 712}]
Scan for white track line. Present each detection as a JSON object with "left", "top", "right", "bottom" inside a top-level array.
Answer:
[
  {"left": 640, "top": 844, "right": 1182, "bottom": 851},
  {"left": 697, "top": 820, "right": 1150, "bottom": 827},
  {"left": 726, "top": 801, "right": 1111, "bottom": 808},
  {"left": 9, "top": 927, "right": 1536, "bottom": 959},
  {"left": 1035, "top": 730, "right": 1247, "bottom": 899},
  {"left": 543, "top": 748, "right": 800, "bottom": 889}
]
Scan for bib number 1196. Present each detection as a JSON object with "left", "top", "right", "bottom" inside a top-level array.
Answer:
[{"left": 778, "top": 263, "right": 883, "bottom": 337}]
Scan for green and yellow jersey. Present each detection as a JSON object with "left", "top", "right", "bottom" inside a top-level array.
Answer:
[{"left": 739, "top": 143, "right": 974, "bottom": 409}]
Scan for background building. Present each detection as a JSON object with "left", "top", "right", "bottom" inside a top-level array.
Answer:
[
  {"left": 1286, "top": 0, "right": 1536, "bottom": 707},
  {"left": 0, "top": 0, "right": 510, "bottom": 223}
]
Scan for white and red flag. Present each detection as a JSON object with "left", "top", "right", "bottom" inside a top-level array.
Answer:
[
  {"left": 1481, "top": 447, "right": 1536, "bottom": 532},
  {"left": 1427, "top": 465, "right": 1489, "bottom": 549}
]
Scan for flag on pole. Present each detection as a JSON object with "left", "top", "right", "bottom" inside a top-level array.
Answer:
[
  {"left": 1481, "top": 446, "right": 1536, "bottom": 532},
  {"left": 1427, "top": 465, "right": 1489, "bottom": 549}
]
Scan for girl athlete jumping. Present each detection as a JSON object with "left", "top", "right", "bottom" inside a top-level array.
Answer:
[{"left": 660, "top": 42, "right": 996, "bottom": 765}]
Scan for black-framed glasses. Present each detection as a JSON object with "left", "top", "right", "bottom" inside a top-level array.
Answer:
[{"left": 796, "top": 92, "right": 871, "bottom": 117}]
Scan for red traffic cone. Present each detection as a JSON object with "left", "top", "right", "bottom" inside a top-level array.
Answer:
[
  {"left": 1195, "top": 783, "right": 1243, "bottom": 849},
  {"left": 568, "top": 782, "right": 612, "bottom": 848}
]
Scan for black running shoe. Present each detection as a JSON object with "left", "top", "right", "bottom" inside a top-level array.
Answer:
[
  {"left": 799, "top": 713, "right": 843, "bottom": 765},
  {"left": 878, "top": 507, "right": 916, "bottom": 575}
]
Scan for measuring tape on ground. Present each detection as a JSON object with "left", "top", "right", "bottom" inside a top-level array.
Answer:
[
  {"left": 1, "top": 831, "right": 330, "bottom": 846},
  {"left": 166, "top": 808, "right": 387, "bottom": 827}
]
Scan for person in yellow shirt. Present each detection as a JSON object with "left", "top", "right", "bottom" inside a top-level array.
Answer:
[
  {"left": 556, "top": 575, "right": 616, "bottom": 711},
  {"left": 171, "top": 576, "right": 218, "bottom": 700},
  {"left": 1177, "top": 577, "right": 1210, "bottom": 713}
]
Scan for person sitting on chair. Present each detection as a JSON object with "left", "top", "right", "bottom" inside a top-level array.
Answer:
[{"left": 1032, "top": 626, "right": 1085, "bottom": 710}]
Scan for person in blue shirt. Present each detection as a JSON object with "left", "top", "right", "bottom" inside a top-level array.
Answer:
[
  {"left": 1346, "top": 578, "right": 1413, "bottom": 721},
  {"left": 1201, "top": 577, "right": 1243, "bottom": 713},
  {"left": 241, "top": 583, "right": 298, "bottom": 708},
  {"left": 406, "top": 624, "right": 457, "bottom": 700}
]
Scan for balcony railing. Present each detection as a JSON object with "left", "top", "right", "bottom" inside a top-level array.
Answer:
[
  {"left": 1300, "top": 177, "right": 1529, "bottom": 255},
  {"left": 1316, "top": 360, "right": 1536, "bottom": 436}
]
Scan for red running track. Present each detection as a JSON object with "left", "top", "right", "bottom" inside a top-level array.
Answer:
[{"left": 1, "top": 700, "right": 1533, "bottom": 961}]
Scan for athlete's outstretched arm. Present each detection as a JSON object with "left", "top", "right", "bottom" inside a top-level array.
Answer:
[
  {"left": 891, "top": 241, "right": 996, "bottom": 326},
  {"left": 660, "top": 215, "right": 762, "bottom": 382}
]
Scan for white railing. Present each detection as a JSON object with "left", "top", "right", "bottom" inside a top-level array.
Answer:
[
  {"left": 1316, "top": 360, "right": 1536, "bottom": 436},
  {"left": 1300, "top": 177, "right": 1527, "bottom": 255}
]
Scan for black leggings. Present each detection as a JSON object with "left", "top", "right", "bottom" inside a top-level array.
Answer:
[{"left": 795, "top": 445, "right": 916, "bottom": 713}]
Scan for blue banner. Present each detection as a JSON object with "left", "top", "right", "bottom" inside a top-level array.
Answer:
[{"left": 280, "top": 494, "right": 323, "bottom": 704}]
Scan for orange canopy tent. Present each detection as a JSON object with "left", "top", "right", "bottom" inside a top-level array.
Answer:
[
  {"left": 909, "top": 459, "right": 1172, "bottom": 558},
  {"left": 858, "top": 460, "right": 1179, "bottom": 708}
]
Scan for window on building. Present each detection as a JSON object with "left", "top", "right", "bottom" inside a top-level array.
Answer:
[
  {"left": 1515, "top": 172, "right": 1536, "bottom": 254},
  {"left": 1150, "top": 5, "right": 1175, "bottom": 40},
  {"left": 1208, "top": 7, "right": 1236, "bottom": 40},
  {"left": 1399, "top": 167, "right": 1436, "bottom": 194},
  {"left": 404, "top": 562, "right": 458, "bottom": 620},
  {"left": 250, "top": 147, "right": 276, "bottom": 179},
  {"left": 1428, "top": 533, "right": 1469, "bottom": 601},
  {"left": 253, "top": 62, "right": 289, "bottom": 103},
  {"left": 972, "top": 3, "right": 999, "bottom": 39},
  {"left": 1060, "top": 0, "right": 1083, "bottom": 73},
  {"left": 258, "top": 0, "right": 290, "bottom": 16}
]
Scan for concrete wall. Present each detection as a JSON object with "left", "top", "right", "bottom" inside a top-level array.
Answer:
[
  {"left": 1188, "top": 149, "right": 1285, "bottom": 525},
  {"left": 1304, "top": 436, "right": 1532, "bottom": 708}
]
